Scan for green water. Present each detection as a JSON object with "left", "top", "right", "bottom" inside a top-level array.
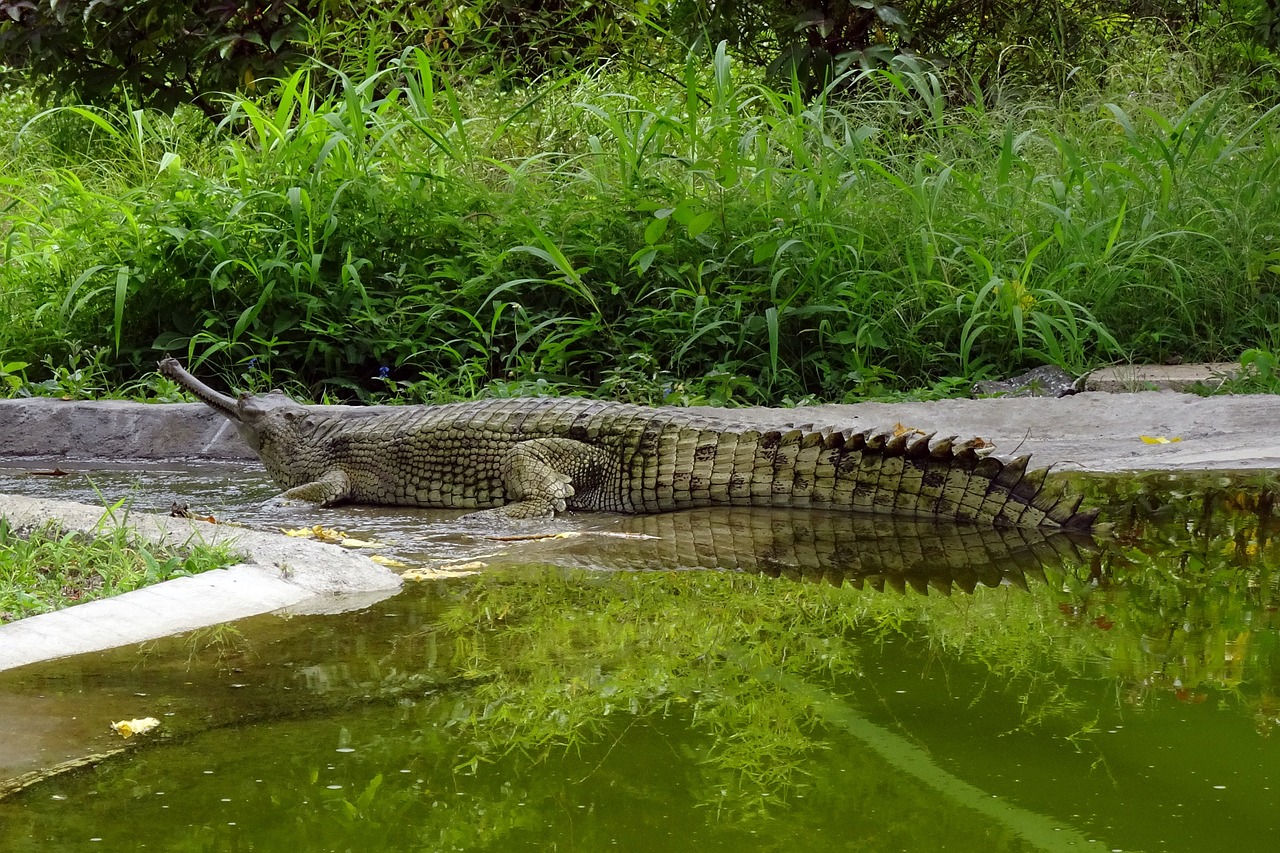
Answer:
[{"left": 3, "top": 472, "right": 1280, "bottom": 851}]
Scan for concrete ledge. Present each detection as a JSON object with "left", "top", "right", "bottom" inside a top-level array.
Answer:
[
  {"left": 0, "top": 399, "right": 253, "bottom": 460},
  {"left": 1085, "top": 362, "right": 1240, "bottom": 393},
  {"left": 0, "top": 495, "right": 403, "bottom": 672},
  {"left": 4, "top": 389, "right": 1280, "bottom": 472},
  {"left": 0, "top": 398, "right": 409, "bottom": 461}
]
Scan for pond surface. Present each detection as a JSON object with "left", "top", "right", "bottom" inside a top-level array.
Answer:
[{"left": 1, "top": 462, "right": 1279, "bottom": 851}]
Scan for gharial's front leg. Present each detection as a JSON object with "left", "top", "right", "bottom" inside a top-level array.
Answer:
[
  {"left": 279, "top": 469, "right": 352, "bottom": 506},
  {"left": 494, "top": 438, "right": 614, "bottom": 519}
]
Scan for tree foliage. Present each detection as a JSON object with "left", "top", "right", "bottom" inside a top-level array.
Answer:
[
  {"left": 1, "top": 1, "right": 1278, "bottom": 116},
  {"left": 0, "top": 0, "right": 310, "bottom": 116}
]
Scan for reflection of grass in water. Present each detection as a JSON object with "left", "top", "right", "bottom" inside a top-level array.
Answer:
[
  {"left": 1, "top": 699, "right": 1055, "bottom": 852},
  {"left": 437, "top": 568, "right": 867, "bottom": 810},
  {"left": 10, "top": 468, "right": 1280, "bottom": 847},
  {"left": 428, "top": 471, "right": 1280, "bottom": 798}
]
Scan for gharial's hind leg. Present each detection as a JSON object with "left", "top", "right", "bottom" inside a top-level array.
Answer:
[
  {"left": 279, "top": 469, "right": 352, "bottom": 506},
  {"left": 492, "top": 438, "right": 613, "bottom": 519}
]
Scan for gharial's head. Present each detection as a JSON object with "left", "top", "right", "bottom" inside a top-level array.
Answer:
[{"left": 157, "top": 357, "right": 313, "bottom": 457}]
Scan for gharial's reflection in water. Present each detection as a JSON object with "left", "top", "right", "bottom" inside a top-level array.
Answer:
[
  {"left": 440, "top": 507, "right": 1098, "bottom": 595},
  {"left": 0, "top": 458, "right": 1096, "bottom": 593}
]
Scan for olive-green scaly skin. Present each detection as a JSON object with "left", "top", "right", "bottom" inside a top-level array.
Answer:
[{"left": 158, "top": 358, "right": 1098, "bottom": 529}]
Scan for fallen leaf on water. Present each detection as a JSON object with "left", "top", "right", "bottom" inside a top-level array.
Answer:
[
  {"left": 369, "top": 555, "right": 407, "bottom": 568},
  {"left": 281, "top": 525, "right": 347, "bottom": 542},
  {"left": 339, "top": 537, "right": 385, "bottom": 548},
  {"left": 311, "top": 526, "right": 347, "bottom": 543},
  {"left": 447, "top": 561, "right": 488, "bottom": 572},
  {"left": 486, "top": 531, "right": 584, "bottom": 542},
  {"left": 402, "top": 562, "right": 486, "bottom": 580},
  {"left": 1140, "top": 435, "right": 1183, "bottom": 444},
  {"left": 27, "top": 468, "right": 69, "bottom": 477},
  {"left": 111, "top": 717, "right": 160, "bottom": 739}
]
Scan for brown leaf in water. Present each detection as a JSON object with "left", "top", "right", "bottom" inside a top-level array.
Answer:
[
  {"left": 27, "top": 468, "right": 69, "bottom": 477},
  {"left": 402, "top": 562, "right": 486, "bottom": 580},
  {"left": 338, "top": 537, "right": 385, "bottom": 548}
]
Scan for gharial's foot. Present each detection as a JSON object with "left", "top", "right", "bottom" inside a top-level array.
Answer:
[{"left": 463, "top": 497, "right": 566, "bottom": 521}]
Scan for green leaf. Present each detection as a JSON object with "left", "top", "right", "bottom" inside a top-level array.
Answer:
[
  {"left": 687, "top": 211, "right": 716, "bottom": 239},
  {"left": 113, "top": 266, "right": 131, "bottom": 354},
  {"left": 629, "top": 247, "right": 659, "bottom": 275},
  {"left": 644, "top": 216, "right": 669, "bottom": 245},
  {"left": 753, "top": 240, "right": 779, "bottom": 265}
]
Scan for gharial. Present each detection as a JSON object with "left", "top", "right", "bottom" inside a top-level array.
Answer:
[{"left": 158, "top": 358, "right": 1099, "bottom": 530}]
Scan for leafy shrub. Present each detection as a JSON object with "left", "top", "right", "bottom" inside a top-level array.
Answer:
[{"left": 0, "top": 0, "right": 310, "bottom": 116}]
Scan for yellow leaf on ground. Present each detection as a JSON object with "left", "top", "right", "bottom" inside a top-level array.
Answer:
[
  {"left": 111, "top": 717, "right": 160, "bottom": 738},
  {"left": 369, "top": 555, "right": 408, "bottom": 568},
  {"left": 1140, "top": 435, "right": 1183, "bottom": 444}
]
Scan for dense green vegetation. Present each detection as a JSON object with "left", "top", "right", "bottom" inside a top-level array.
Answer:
[
  {"left": 0, "top": 517, "right": 237, "bottom": 622},
  {"left": 1, "top": 3, "right": 1279, "bottom": 403}
]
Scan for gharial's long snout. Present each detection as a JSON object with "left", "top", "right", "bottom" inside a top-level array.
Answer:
[{"left": 158, "top": 357, "right": 242, "bottom": 423}]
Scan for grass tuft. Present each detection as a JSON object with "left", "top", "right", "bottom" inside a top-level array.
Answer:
[{"left": 0, "top": 518, "right": 237, "bottom": 623}]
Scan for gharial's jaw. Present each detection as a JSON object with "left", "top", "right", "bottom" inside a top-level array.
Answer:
[
  {"left": 158, "top": 357, "right": 242, "bottom": 423},
  {"left": 159, "top": 358, "right": 308, "bottom": 456}
]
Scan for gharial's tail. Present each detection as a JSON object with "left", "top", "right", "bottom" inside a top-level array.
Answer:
[{"left": 704, "top": 423, "right": 1099, "bottom": 530}]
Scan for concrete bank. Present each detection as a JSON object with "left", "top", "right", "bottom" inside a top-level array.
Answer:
[
  {"left": 0, "top": 494, "right": 401, "bottom": 672},
  {"left": 4, "top": 389, "right": 1280, "bottom": 472}
]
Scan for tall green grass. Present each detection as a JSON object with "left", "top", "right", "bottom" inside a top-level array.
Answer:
[{"left": 2, "top": 43, "right": 1278, "bottom": 404}]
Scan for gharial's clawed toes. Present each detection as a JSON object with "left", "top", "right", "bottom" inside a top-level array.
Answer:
[{"left": 500, "top": 498, "right": 561, "bottom": 519}]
